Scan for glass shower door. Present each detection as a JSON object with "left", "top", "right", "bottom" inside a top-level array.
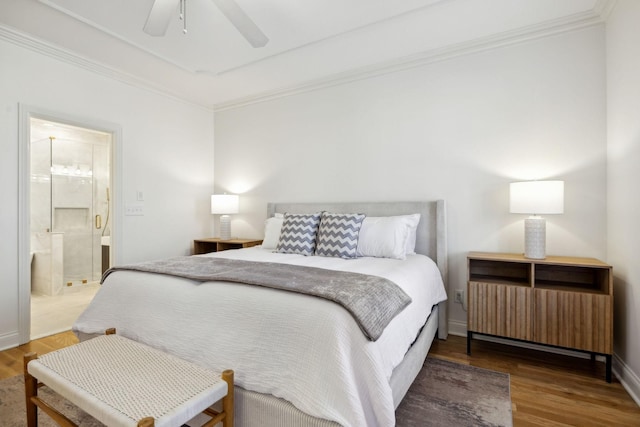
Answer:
[{"left": 50, "top": 137, "right": 108, "bottom": 285}]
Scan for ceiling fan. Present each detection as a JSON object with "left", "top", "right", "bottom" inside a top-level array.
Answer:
[{"left": 144, "top": 0, "right": 269, "bottom": 48}]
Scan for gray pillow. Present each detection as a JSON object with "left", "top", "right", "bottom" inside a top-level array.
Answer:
[
  {"left": 275, "top": 212, "right": 322, "bottom": 256},
  {"left": 315, "top": 212, "right": 366, "bottom": 259}
]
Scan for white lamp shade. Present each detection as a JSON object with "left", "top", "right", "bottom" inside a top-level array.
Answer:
[
  {"left": 211, "top": 194, "right": 239, "bottom": 215},
  {"left": 510, "top": 181, "right": 564, "bottom": 215}
]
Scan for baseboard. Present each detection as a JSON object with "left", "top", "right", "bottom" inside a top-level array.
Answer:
[
  {"left": 447, "top": 319, "right": 467, "bottom": 338},
  {"left": 613, "top": 354, "right": 640, "bottom": 407},
  {"left": 447, "top": 320, "right": 640, "bottom": 406},
  {"left": 0, "top": 331, "right": 19, "bottom": 352}
]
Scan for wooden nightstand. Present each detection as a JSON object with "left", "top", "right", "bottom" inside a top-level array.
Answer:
[
  {"left": 193, "top": 238, "right": 263, "bottom": 255},
  {"left": 467, "top": 252, "right": 613, "bottom": 382}
]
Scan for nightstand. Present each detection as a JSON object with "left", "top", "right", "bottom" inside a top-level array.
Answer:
[
  {"left": 467, "top": 252, "right": 613, "bottom": 382},
  {"left": 193, "top": 238, "right": 263, "bottom": 255}
]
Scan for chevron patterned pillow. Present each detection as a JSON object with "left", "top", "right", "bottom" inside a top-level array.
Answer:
[
  {"left": 275, "top": 212, "right": 322, "bottom": 256},
  {"left": 315, "top": 212, "right": 366, "bottom": 259}
]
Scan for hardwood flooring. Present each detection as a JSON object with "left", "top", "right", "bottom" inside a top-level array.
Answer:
[
  {"left": 1, "top": 332, "right": 639, "bottom": 426},
  {"left": 0, "top": 331, "right": 79, "bottom": 381},
  {"left": 430, "top": 335, "right": 640, "bottom": 426}
]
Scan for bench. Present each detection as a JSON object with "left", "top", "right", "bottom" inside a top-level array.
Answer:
[{"left": 23, "top": 328, "right": 233, "bottom": 427}]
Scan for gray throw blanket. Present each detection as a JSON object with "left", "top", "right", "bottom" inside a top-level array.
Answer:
[{"left": 102, "top": 256, "right": 412, "bottom": 341}]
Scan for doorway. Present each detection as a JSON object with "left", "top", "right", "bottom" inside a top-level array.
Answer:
[{"left": 28, "top": 117, "right": 112, "bottom": 339}]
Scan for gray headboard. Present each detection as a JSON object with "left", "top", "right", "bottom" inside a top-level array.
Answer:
[{"left": 267, "top": 200, "right": 448, "bottom": 338}]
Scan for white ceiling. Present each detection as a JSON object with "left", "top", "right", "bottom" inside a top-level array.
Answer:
[{"left": 0, "top": 0, "right": 608, "bottom": 109}]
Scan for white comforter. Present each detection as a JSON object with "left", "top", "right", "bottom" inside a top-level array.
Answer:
[{"left": 73, "top": 247, "right": 447, "bottom": 427}]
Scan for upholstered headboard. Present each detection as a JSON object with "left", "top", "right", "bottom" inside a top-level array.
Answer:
[{"left": 267, "top": 200, "right": 448, "bottom": 338}]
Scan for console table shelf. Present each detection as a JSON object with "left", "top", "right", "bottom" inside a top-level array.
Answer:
[{"left": 193, "top": 238, "right": 262, "bottom": 255}]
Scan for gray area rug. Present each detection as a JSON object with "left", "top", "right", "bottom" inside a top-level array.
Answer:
[
  {"left": 0, "top": 375, "right": 100, "bottom": 427},
  {"left": 396, "top": 357, "right": 512, "bottom": 427},
  {"left": 0, "top": 357, "right": 511, "bottom": 426}
]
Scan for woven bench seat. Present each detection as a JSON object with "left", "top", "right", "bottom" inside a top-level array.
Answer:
[{"left": 24, "top": 330, "right": 233, "bottom": 427}]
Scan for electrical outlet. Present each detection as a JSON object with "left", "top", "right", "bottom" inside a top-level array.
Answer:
[{"left": 454, "top": 289, "right": 463, "bottom": 304}]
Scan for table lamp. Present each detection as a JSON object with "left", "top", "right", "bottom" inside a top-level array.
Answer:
[
  {"left": 510, "top": 181, "right": 564, "bottom": 259},
  {"left": 211, "top": 194, "right": 239, "bottom": 240}
]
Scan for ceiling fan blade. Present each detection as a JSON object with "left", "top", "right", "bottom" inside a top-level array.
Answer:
[
  {"left": 144, "top": 0, "right": 177, "bottom": 36},
  {"left": 212, "top": 0, "right": 269, "bottom": 48}
]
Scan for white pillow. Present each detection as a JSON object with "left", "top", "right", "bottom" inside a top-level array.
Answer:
[
  {"left": 262, "top": 213, "right": 284, "bottom": 249},
  {"left": 404, "top": 213, "right": 421, "bottom": 255},
  {"left": 356, "top": 214, "right": 421, "bottom": 260}
]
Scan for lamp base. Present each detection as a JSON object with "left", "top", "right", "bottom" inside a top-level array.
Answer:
[
  {"left": 219, "top": 215, "right": 232, "bottom": 240},
  {"left": 524, "top": 216, "right": 546, "bottom": 259}
]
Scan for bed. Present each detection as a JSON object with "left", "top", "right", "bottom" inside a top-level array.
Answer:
[{"left": 73, "top": 200, "right": 448, "bottom": 427}]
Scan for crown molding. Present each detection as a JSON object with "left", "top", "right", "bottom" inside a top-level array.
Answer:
[
  {"left": 0, "top": 0, "right": 614, "bottom": 114},
  {"left": 0, "top": 24, "right": 108, "bottom": 77},
  {"left": 0, "top": 24, "right": 212, "bottom": 112},
  {"left": 213, "top": 3, "right": 610, "bottom": 112},
  {"left": 594, "top": 0, "right": 618, "bottom": 21}
]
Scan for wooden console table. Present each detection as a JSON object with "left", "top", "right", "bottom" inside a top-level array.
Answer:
[{"left": 467, "top": 252, "right": 613, "bottom": 382}]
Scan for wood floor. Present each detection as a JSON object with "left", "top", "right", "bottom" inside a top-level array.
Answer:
[
  {"left": 0, "top": 332, "right": 79, "bottom": 381},
  {"left": 430, "top": 335, "right": 640, "bottom": 426},
  {"left": 1, "top": 332, "right": 639, "bottom": 426}
]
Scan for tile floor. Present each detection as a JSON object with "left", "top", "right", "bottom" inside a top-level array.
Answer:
[{"left": 30, "top": 283, "right": 101, "bottom": 339}]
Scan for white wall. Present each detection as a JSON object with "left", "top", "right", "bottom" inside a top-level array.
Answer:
[
  {"left": 214, "top": 26, "right": 607, "bottom": 335},
  {"left": 0, "top": 35, "right": 215, "bottom": 349},
  {"left": 606, "top": 0, "right": 640, "bottom": 402}
]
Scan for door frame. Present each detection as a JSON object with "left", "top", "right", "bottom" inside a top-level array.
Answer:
[{"left": 18, "top": 104, "right": 123, "bottom": 344}]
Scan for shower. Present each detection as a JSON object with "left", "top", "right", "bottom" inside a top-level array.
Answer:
[{"left": 30, "top": 118, "right": 112, "bottom": 294}]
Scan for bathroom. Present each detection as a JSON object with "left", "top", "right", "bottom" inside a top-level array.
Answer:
[{"left": 29, "top": 117, "right": 111, "bottom": 339}]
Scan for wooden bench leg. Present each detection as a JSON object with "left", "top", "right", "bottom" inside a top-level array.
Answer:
[
  {"left": 222, "top": 370, "right": 234, "bottom": 427},
  {"left": 137, "top": 417, "right": 155, "bottom": 426},
  {"left": 24, "top": 353, "right": 78, "bottom": 427},
  {"left": 202, "top": 369, "right": 234, "bottom": 427},
  {"left": 24, "top": 353, "right": 39, "bottom": 427}
]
